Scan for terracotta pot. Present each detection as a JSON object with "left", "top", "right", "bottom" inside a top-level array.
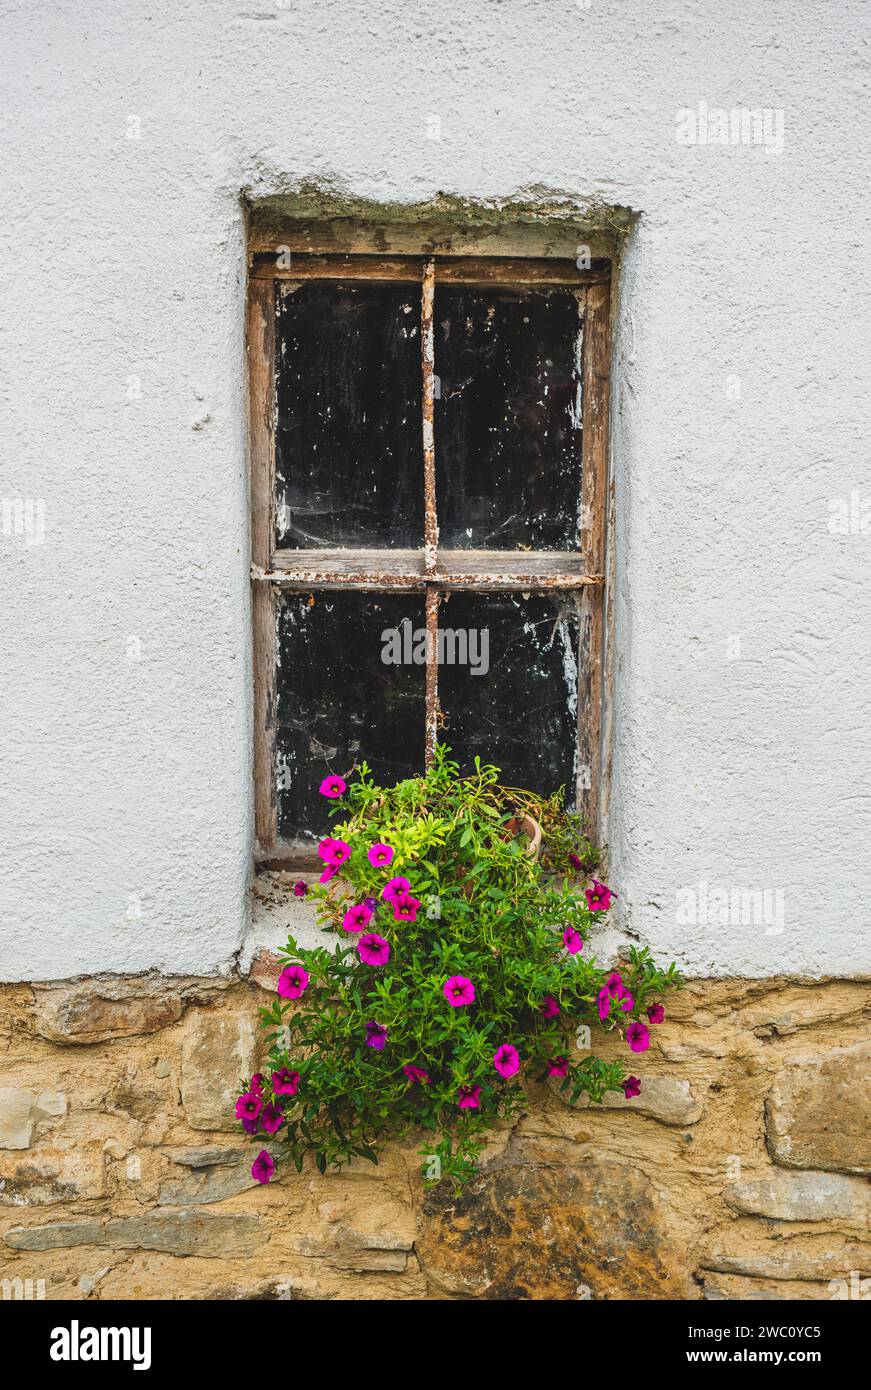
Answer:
[{"left": 505, "top": 812, "right": 543, "bottom": 860}]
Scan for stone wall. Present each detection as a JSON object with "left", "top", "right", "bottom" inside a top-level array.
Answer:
[{"left": 1, "top": 970, "right": 868, "bottom": 1301}]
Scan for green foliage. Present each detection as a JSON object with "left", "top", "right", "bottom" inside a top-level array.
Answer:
[{"left": 247, "top": 747, "right": 683, "bottom": 1189}]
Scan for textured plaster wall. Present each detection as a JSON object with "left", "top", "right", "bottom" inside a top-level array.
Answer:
[{"left": 1, "top": 1, "right": 869, "bottom": 980}]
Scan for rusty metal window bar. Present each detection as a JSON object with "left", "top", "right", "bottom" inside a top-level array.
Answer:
[{"left": 248, "top": 251, "right": 612, "bottom": 866}]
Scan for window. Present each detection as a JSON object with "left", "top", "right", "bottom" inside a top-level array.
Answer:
[{"left": 248, "top": 247, "right": 611, "bottom": 864}]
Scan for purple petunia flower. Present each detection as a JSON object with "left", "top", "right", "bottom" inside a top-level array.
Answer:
[
  {"left": 547, "top": 1056, "right": 570, "bottom": 1079},
  {"left": 493, "top": 1044, "right": 520, "bottom": 1078},
  {"left": 585, "top": 879, "right": 618, "bottom": 911},
  {"left": 364, "top": 1020, "right": 388, "bottom": 1050},
  {"left": 363, "top": 896, "right": 377, "bottom": 912},
  {"left": 358, "top": 932, "right": 390, "bottom": 966},
  {"left": 598, "top": 973, "right": 634, "bottom": 1019},
  {"left": 540, "top": 994, "right": 561, "bottom": 1018},
  {"left": 293, "top": 880, "right": 309, "bottom": 898},
  {"left": 621, "top": 1075, "right": 642, "bottom": 1099},
  {"left": 647, "top": 1003, "right": 665, "bottom": 1025},
  {"left": 368, "top": 842, "right": 395, "bottom": 868},
  {"left": 626, "top": 1020, "right": 650, "bottom": 1053},
  {"left": 443, "top": 975, "right": 475, "bottom": 1007},
  {"left": 318, "top": 837, "right": 351, "bottom": 866},
  {"left": 259, "top": 1102, "right": 285, "bottom": 1135},
  {"left": 271, "top": 1067, "right": 300, "bottom": 1096},
  {"left": 568, "top": 853, "right": 582, "bottom": 871},
  {"left": 235, "top": 1091, "right": 262, "bottom": 1123},
  {"left": 562, "top": 926, "right": 583, "bottom": 955},
  {"left": 319, "top": 775, "right": 346, "bottom": 799},
  {"left": 251, "top": 1150, "right": 275, "bottom": 1184},
  {"left": 381, "top": 876, "right": 411, "bottom": 902},
  {"left": 402, "top": 1064, "right": 430, "bottom": 1086},
  {"left": 342, "top": 902, "right": 374, "bottom": 933},
  {"left": 457, "top": 1085, "right": 481, "bottom": 1110},
  {"left": 317, "top": 837, "right": 351, "bottom": 884},
  {"left": 392, "top": 892, "right": 421, "bottom": 923},
  {"left": 277, "top": 964, "right": 309, "bottom": 1000},
  {"left": 249, "top": 1073, "right": 264, "bottom": 1095}
]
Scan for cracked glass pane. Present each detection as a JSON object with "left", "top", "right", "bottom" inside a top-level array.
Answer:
[
  {"left": 276, "top": 591, "right": 426, "bottom": 839},
  {"left": 433, "top": 285, "right": 583, "bottom": 550},
  {"left": 275, "top": 280, "right": 423, "bottom": 549},
  {"left": 436, "top": 592, "right": 579, "bottom": 800}
]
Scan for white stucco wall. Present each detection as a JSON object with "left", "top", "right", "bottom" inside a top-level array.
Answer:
[{"left": 1, "top": 0, "right": 869, "bottom": 981}]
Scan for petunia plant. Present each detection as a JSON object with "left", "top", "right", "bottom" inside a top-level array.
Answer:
[{"left": 238, "top": 747, "right": 683, "bottom": 1189}]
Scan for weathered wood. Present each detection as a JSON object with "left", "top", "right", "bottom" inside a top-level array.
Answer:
[
  {"left": 422, "top": 258, "right": 438, "bottom": 572},
  {"left": 247, "top": 277, "right": 278, "bottom": 854},
  {"left": 251, "top": 253, "right": 424, "bottom": 282},
  {"left": 577, "top": 280, "right": 611, "bottom": 837},
  {"left": 436, "top": 256, "right": 610, "bottom": 287},
  {"left": 260, "top": 549, "right": 603, "bottom": 591},
  {"left": 599, "top": 462, "right": 617, "bottom": 839},
  {"left": 246, "top": 208, "right": 624, "bottom": 263},
  {"left": 250, "top": 251, "right": 610, "bottom": 287},
  {"left": 255, "top": 846, "right": 318, "bottom": 871}
]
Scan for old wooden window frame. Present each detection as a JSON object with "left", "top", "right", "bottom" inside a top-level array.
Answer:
[{"left": 247, "top": 248, "right": 612, "bottom": 867}]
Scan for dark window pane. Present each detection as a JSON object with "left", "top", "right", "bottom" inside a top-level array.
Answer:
[
  {"left": 276, "top": 591, "right": 426, "bottom": 840},
  {"left": 436, "top": 592, "right": 579, "bottom": 800},
  {"left": 275, "top": 281, "right": 423, "bottom": 549},
  {"left": 434, "top": 286, "right": 583, "bottom": 550}
]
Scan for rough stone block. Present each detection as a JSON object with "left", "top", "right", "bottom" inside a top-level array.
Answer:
[
  {"left": 4, "top": 1208, "right": 267, "bottom": 1257},
  {"left": 181, "top": 1011, "right": 258, "bottom": 1131},
  {"left": 248, "top": 949, "right": 282, "bottom": 992},
  {"left": 416, "top": 1142, "right": 689, "bottom": 1299},
  {"left": 700, "top": 1237, "right": 871, "bottom": 1282},
  {"left": 766, "top": 1041, "right": 871, "bottom": 1175},
  {"left": 33, "top": 1091, "right": 67, "bottom": 1120},
  {"left": 161, "top": 1145, "right": 250, "bottom": 1168},
  {"left": 0, "top": 1143, "right": 106, "bottom": 1204},
  {"left": 703, "top": 1272, "right": 833, "bottom": 1301},
  {"left": 573, "top": 1075, "right": 704, "bottom": 1126},
  {"left": 159, "top": 1160, "right": 256, "bottom": 1206},
  {"left": 291, "top": 1223, "right": 413, "bottom": 1273},
  {"left": 0, "top": 1089, "right": 36, "bottom": 1149},
  {"left": 31, "top": 973, "right": 229, "bottom": 1045},
  {"left": 724, "top": 1172, "right": 871, "bottom": 1224}
]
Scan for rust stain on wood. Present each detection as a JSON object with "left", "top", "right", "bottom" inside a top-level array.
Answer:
[
  {"left": 254, "top": 557, "right": 604, "bottom": 592},
  {"left": 253, "top": 566, "right": 603, "bottom": 592},
  {"left": 250, "top": 251, "right": 610, "bottom": 287},
  {"left": 250, "top": 253, "right": 424, "bottom": 281},
  {"left": 247, "top": 277, "right": 278, "bottom": 854},
  {"left": 577, "top": 280, "right": 612, "bottom": 837},
  {"left": 422, "top": 257, "right": 438, "bottom": 575}
]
